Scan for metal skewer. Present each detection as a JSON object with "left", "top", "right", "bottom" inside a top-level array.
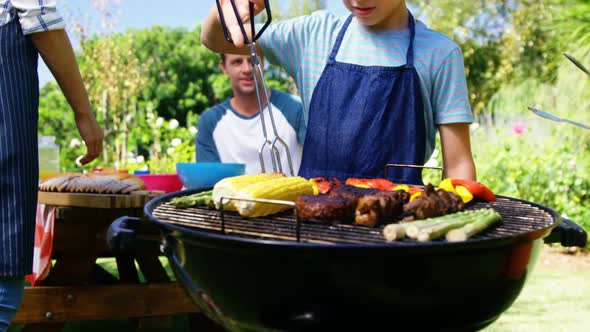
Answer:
[
  {"left": 563, "top": 52, "right": 590, "bottom": 77},
  {"left": 216, "top": 0, "right": 295, "bottom": 175},
  {"left": 528, "top": 105, "right": 590, "bottom": 130}
]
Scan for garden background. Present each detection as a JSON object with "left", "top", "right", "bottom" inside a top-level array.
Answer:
[{"left": 39, "top": 0, "right": 590, "bottom": 235}]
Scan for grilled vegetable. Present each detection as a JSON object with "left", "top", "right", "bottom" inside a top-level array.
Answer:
[
  {"left": 384, "top": 208, "right": 501, "bottom": 242},
  {"left": 235, "top": 176, "right": 314, "bottom": 218},
  {"left": 451, "top": 179, "right": 496, "bottom": 202},
  {"left": 310, "top": 177, "right": 342, "bottom": 194},
  {"left": 170, "top": 190, "right": 214, "bottom": 208},
  {"left": 417, "top": 209, "right": 500, "bottom": 242},
  {"left": 392, "top": 184, "right": 422, "bottom": 195},
  {"left": 446, "top": 210, "right": 502, "bottom": 242},
  {"left": 346, "top": 178, "right": 395, "bottom": 191},
  {"left": 438, "top": 178, "right": 473, "bottom": 203},
  {"left": 212, "top": 173, "right": 285, "bottom": 210}
]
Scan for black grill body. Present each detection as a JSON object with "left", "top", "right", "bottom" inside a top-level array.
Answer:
[{"left": 108, "top": 188, "right": 587, "bottom": 332}]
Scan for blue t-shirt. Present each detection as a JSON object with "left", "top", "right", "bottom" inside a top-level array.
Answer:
[
  {"left": 259, "top": 10, "right": 474, "bottom": 160},
  {"left": 197, "top": 90, "right": 307, "bottom": 175}
]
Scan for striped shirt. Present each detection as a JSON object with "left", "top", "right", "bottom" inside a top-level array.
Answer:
[
  {"left": 0, "top": 0, "right": 64, "bottom": 34},
  {"left": 259, "top": 11, "right": 474, "bottom": 159}
]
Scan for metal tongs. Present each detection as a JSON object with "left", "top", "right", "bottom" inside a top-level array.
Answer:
[
  {"left": 528, "top": 53, "right": 590, "bottom": 130},
  {"left": 215, "top": 0, "right": 294, "bottom": 175}
]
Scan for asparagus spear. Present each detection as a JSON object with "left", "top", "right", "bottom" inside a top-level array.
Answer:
[
  {"left": 405, "top": 211, "right": 477, "bottom": 239},
  {"left": 417, "top": 209, "right": 498, "bottom": 242},
  {"left": 383, "top": 209, "right": 500, "bottom": 242},
  {"left": 170, "top": 190, "right": 214, "bottom": 208},
  {"left": 446, "top": 210, "right": 502, "bottom": 242},
  {"left": 384, "top": 211, "right": 474, "bottom": 242}
]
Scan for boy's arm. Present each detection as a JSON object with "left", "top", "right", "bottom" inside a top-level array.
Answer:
[
  {"left": 30, "top": 29, "right": 103, "bottom": 165},
  {"left": 439, "top": 123, "right": 476, "bottom": 181},
  {"left": 201, "top": 0, "right": 265, "bottom": 54}
]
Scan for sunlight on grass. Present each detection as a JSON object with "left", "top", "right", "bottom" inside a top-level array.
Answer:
[{"left": 484, "top": 268, "right": 590, "bottom": 332}]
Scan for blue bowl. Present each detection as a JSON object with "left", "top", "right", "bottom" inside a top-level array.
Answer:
[{"left": 176, "top": 162, "right": 245, "bottom": 189}]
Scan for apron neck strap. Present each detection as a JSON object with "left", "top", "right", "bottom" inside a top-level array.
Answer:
[
  {"left": 406, "top": 13, "right": 416, "bottom": 67},
  {"left": 328, "top": 12, "right": 417, "bottom": 66},
  {"left": 327, "top": 15, "right": 354, "bottom": 64}
]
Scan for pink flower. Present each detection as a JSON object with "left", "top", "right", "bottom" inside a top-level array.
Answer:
[
  {"left": 512, "top": 123, "right": 526, "bottom": 135},
  {"left": 569, "top": 160, "right": 577, "bottom": 169}
]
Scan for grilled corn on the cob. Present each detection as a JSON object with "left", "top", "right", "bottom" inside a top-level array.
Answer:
[
  {"left": 212, "top": 172, "right": 285, "bottom": 210},
  {"left": 236, "top": 176, "right": 314, "bottom": 218}
]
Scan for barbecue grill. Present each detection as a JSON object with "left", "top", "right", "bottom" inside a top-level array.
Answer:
[{"left": 108, "top": 187, "right": 587, "bottom": 332}]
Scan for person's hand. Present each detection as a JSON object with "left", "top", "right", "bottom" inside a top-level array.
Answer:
[
  {"left": 218, "top": 0, "right": 265, "bottom": 48},
  {"left": 74, "top": 110, "right": 104, "bottom": 165}
]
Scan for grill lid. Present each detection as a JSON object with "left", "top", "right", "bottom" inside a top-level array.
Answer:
[{"left": 150, "top": 195, "right": 558, "bottom": 246}]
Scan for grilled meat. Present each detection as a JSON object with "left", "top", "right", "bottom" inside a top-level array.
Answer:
[
  {"left": 329, "top": 185, "right": 381, "bottom": 206},
  {"left": 355, "top": 190, "right": 409, "bottom": 227},
  {"left": 296, "top": 195, "right": 355, "bottom": 223},
  {"left": 402, "top": 184, "right": 465, "bottom": 221}
]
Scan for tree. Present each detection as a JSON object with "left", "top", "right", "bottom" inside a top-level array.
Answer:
[{"left": 414, "top": 0, "right": 564, "bottom": 115}]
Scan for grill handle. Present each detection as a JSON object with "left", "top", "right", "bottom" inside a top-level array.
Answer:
[
  {"left": 107, "top": 216, "right": 162, "bottom": 256},
  {"left": 543, "top": 217, "right": 587, "bottom": 247}
]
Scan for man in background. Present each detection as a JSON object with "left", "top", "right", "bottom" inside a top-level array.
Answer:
[{"left": 196, "top": 53, "right": 306, "bottom": 175}]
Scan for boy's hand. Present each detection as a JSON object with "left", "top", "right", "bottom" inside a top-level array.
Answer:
[{"left": 218, "top": 0, "right": 265, "bottom": 48}]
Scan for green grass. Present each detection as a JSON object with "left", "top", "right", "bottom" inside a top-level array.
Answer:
[
  {"left": 10, "top": 260, "right": 590, "bottom": 332},
  {"left": 484, "top": 267, "right": 590, "bottom": 332}
]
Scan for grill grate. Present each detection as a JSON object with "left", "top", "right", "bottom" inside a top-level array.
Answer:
[{"left": 152, "top": 198, "right": 556, "bottom": 245}]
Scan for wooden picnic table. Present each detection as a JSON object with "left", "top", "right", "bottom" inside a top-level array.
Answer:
[{"left": 12, "top": 191, "right": 222, "bottom": 331}]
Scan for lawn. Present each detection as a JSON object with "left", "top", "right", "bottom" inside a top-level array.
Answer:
[
  {"left": 9, "top": 254, "right": 590, "bottom": 332},
  {"left": 484, "top": 268, "right": 590, "bottom": 332}
]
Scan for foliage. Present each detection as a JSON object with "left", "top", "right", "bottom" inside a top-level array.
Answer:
[
  {"left": 414, "top": 0, "right": 564, "bottom": 114},
  {"left": 37, "top": 82, "right": 95, "bottom": 171},
  {"left": 128, "top": 25, "right": 222, "bottom": 125},
  {"left": 472, "top": 125, "right": 590, "bottom": 232}
]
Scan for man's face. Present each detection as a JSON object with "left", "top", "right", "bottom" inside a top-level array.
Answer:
[
  {"left": 342, "top": 0, "right": 405, "bottom": 29},
  {"left": 221, "top": 54, "right": 256, "bottom": 96}
]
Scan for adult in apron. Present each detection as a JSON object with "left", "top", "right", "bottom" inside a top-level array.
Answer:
[
  {"left": 0, "top": 18, "right": 39, "bottom": 326},
  {"left": 299, "top": 13, "right": 426, "bottom": 185}
]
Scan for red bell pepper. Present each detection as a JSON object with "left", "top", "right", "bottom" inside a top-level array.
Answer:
[
  {"left": 451, "top": 179, "right": 496, "bottom": 202},
  {"left": 311, "top": 177, "right": 342, "bottom": 194},
  {"left": 346, "top": 178, "right": 395, "bottom": 191}
]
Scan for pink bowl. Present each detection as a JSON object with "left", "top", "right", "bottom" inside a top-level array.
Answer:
[{"left": 137, "top": 174, "right": 183, "bottom": 193}]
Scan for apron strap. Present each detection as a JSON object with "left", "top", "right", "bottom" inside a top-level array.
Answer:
[
  {"left": 328, "top": 13, "right": 417, "bottom": 67},
  {"left": 406, "top": 12, "right": 416, "bottom": 67},
  {"left": 327, "top": 15, "right": 354, "bottom": 64}
]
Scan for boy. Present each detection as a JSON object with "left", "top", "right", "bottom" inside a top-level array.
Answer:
[{"left": 201, "top": 0, "right": 476, "bottom": 184}]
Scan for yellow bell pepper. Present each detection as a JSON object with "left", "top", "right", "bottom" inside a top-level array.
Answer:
[
  {"left": 454, "top": 185, "right": 473, "bottom": 203},
  {"left": 309, "top": 179, "right": 320, "bottom": 195},
  {"left": 392, "top": 184, "right": 410, "bottom": 192},
  {"left": 438, "top": 178, "right": 456, "bottom": 193},
  {"left": 409, "top": 191, "right": 422, "bottom": 202}
]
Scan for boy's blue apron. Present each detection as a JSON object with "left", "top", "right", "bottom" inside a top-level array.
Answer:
[
  {"left": 299, "top": 13, "right": 426, "bottom": 185},
  {"left": 0, "top": 19, "right": 39, "bottom": 276}
]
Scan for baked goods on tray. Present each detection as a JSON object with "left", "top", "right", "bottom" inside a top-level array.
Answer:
[{"left": 39, "top": 173, "right": 146, "bottom": 194}]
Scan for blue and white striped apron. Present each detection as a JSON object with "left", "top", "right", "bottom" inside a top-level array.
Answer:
[{"left": 0, "top": 19, "right": 39, "bottom": 277}]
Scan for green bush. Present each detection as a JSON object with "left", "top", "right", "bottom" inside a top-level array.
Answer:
[{"left": 470, "top": 123, "right": 590, "bottom": 234}]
